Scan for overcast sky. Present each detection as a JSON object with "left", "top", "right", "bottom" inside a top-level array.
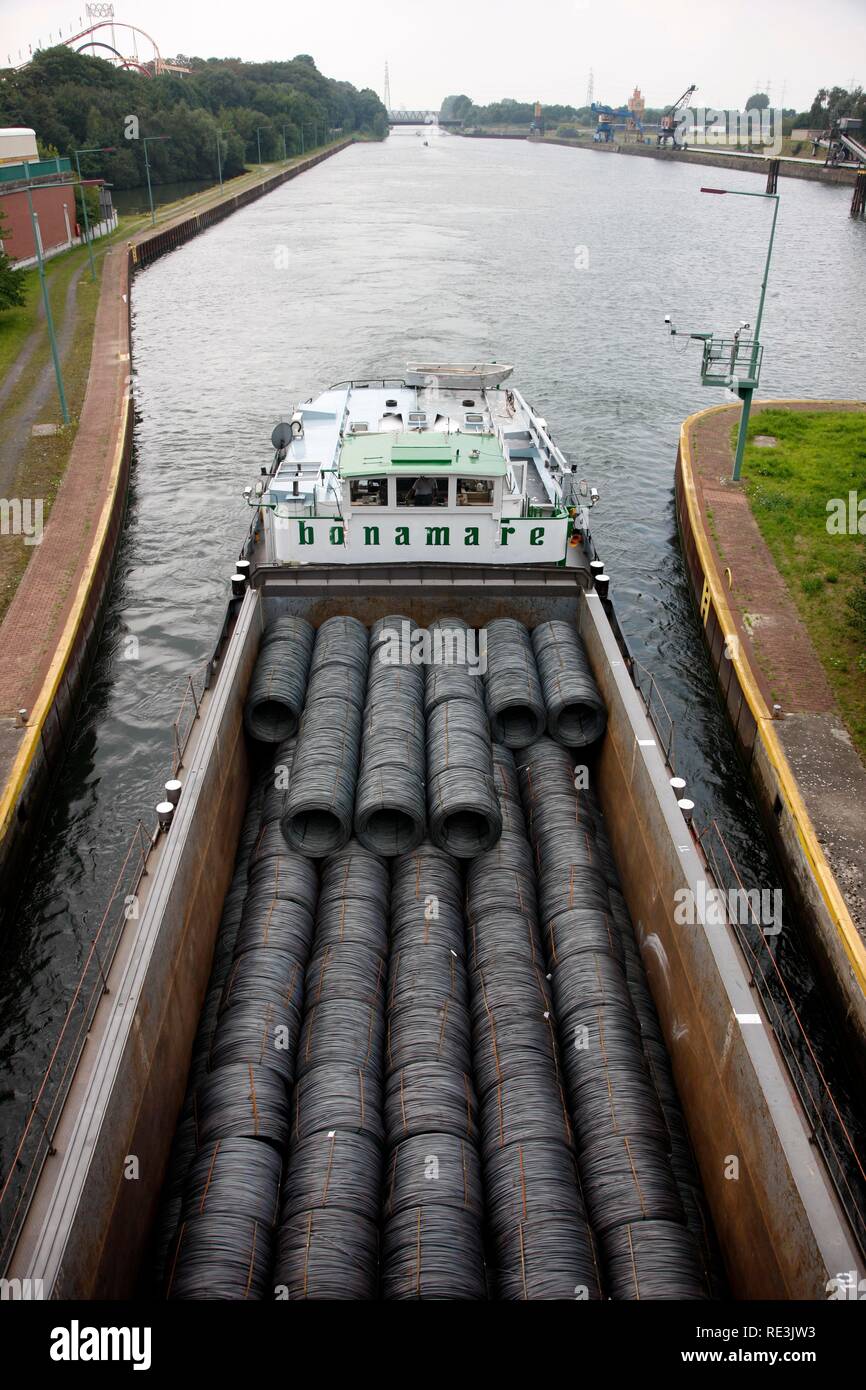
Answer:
[{"left": 2, "top": 0, "right": 863, "bottom": 112}]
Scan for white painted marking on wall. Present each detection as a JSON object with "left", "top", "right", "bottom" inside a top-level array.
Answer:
[{"left": 735, "top": 1013, "right": 762, "bottom": 1026}]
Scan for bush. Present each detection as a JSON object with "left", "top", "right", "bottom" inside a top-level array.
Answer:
[{"left": 847, "top": 563, "right": 866, "bottom": 637}]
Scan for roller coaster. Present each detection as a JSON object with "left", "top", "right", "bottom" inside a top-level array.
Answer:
[{"left": 6, "top": 4, "right": 187, "bottom": 78}]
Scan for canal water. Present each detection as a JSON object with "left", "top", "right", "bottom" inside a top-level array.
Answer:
[{"left": 2, "top": 129, "right": 865, "bottom": 1227}]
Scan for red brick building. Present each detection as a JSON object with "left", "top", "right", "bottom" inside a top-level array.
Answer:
[{"left": 0, "top": 181, "right": 77, "bottom": 264}]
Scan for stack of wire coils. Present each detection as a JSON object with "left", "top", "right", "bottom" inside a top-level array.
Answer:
[
  {"left": 355, "top": 615, "right": 427, "bottom": 855},
  {"left": 244, "top": 616, "right": 315, "bottom": 743},
  {"left": 382, "top": 843, "right": 487, "bottom": 1298},
  {"left": 282, "top": 616, "right": 369, "bottom": 856},
  {"left": 532, "top": 620, "right": 607, "bottom": 746},
  {"left": 162, "top": 737, "right": 318, "bottom": 1299},
  {"left": 516, "top": 737, "right": 712, "bottom": 1299},
  {"left": 425, "top": 619, "right": 501, "bottom": 858},
  {"left": 466, "top": 743, "right": 602, "bottom": 1299},
  {"left": 273, "top": 842, "right": 389, "bottom": 1298},
  {"left": 482, "top": 619, "right": 546, "bottom": 748}
]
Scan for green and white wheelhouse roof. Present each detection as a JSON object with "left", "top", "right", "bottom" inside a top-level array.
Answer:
[
  {"left": 338, "top": 430, "right": 508, "bottom": 479},
  {"left": 265, "top": 366, "right": 575, "bottom": 513}
]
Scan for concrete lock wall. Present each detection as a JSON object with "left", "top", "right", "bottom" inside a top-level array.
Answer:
[{"left": 674, "top": 427, "right": 866, "bottom": 1058}]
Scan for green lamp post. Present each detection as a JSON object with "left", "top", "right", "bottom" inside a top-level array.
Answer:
[
  {"left": 142, "top": 135, "right": 171, "bottom": 227},
  {"left": 668, "top": 187, "right": 780, "bottom": 481},
  {"left": 74, "top": 145, "right": 116, "bottom": 282}
]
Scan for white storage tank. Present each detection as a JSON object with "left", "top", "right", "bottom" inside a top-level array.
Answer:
[{"left": 0, "top": 127, "right": 39, "bottom": 166}]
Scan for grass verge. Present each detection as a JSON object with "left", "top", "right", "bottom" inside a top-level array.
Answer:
[{"left": 738, "top": 407, "right": 866, "bottom": 759}]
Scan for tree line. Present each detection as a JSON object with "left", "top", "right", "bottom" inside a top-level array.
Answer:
[{"left": 0, "top": 47, "right": 387, "bottom": 190}]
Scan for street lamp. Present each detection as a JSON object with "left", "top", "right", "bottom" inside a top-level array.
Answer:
[
  {"left": 256, "top": 126, "right": 268, "bottom": 166},
  {"left": 142, "top": 135, "right": 171, "bottom": 227},
  {"left": 73, "top": 145, "right": 116, "bottom": 282},
  {"left": 215, "top": 128, "right": 224, "bottom": 193},
  {"left": 667, "top": 187, "right": 780, "bottom": 481},
  {"left": 21, "top": 162, "right": 70, "bottom": 424},
  {"left": 281, "top": 124, "right": 292, "bottom": 161}
]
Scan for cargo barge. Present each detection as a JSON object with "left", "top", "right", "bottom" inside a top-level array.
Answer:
[{"left": 1, "top": 367, "right": 862, "bottom": 1299}]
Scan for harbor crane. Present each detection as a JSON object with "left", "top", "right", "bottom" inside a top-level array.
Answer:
[
  {"left": 657, "top": 84, "right": 697, "bottom": 148},
  {"left": 590, "top": 102, "right": 643, "bottom": 144}
]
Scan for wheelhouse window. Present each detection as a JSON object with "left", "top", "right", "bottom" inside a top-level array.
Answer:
[
  {"left": 396, "top": 476, "right": 447, "bottom": 507},
  {"left": 350, "top": 477, "right": 388, "bottom": 507},
  {"left": 457, "top": 477, "right": 494, "bottom": 506}
]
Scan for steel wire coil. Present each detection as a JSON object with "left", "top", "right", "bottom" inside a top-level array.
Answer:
[
  {"left": 427, "top": 698, "right": 492, "bottom": 770},
  {"left": 234, "top": 896, "right": 315, "bottom": 959},
  {"left": 469, "top": 956, "right": 552, "bottom": 1020},
  {"left": 467, "top": 826, "right": 536, "bottom": 880},
  {"left": 483, "top": 619, "right": 547, "bottom": 747},
  {"left": 678, "top": 1184, "right": 727, "bottom": 1299},
  {"left": 382, "top": 1204, "right": 487, "bottom": 1300},
  {"left": 246, "top": 854, "right": 319, "bottom": 911},
  {"left": 367, "top": 658, "right": 425, "bottom": 701},
  {"left": 305, "top": 941, "right": 387, "bottom": 1009},
  {"left": 600, "top": 1219, "right": 710, "bottom": 1300},
  {"left": 165, "top": 1211, "right": 275, "bottom": 1300},
  {"left": 428, "top": 767, "right": 502, "bottom": 858},
  {"left": 151, "top": 1113, "right": 198, "bottom": 1289},
  {"left": 320, "top": 841, "right": 391, "bottom": 905},
  {"left": 188, "top": 984, "right": 225, "bottom": 1088},
  {"left": 355, "top": 763, "right": 427, "bottom": 856},
  {"left": 482, "top": 1138, "right": 586, "bottom": 1244},
  {"left": 312, "top": 898, "right": 389, "bottom": 956},
  {"left": 568, "top": 1064, "right": 670, "bottom": 1153},
  {"left": 514, "top": 736, "right": 578, "bottom": 798},
  {"left": 308, "top": 614, "right": 369, "bottom": 679},
  {"left": 385, "top": 998, "right": 472, "bottom": 1073},
  {"left": 642, "top": 1038, "right": 684, "bottom": 1113},
  {"left": 424, "top": 666, "right": 484, "bottom": 714},
  {"left": 543, "top": 906, "right": 625, "bottom": 967},
  {"left": 220, "top": 949, "right": 305, "bottom": 1016},
  {"left": 525, "top": 795, "right": 599, "bottom": 843},
  {"left": 194, "top": 1064, "right": 289, "bottom": 1148},
  {"left": 369, "top": 613, "right": 418, "bottom": 656},
  {"left": 531, "top": 621, "right": 607, "bottom": 746},
  {"left": 538, "top": 861, "right": 612, "bottom": 921},
  {"left": 480, "top": 1069, "right": 573, "bottom": 1157},
  {"left": 580, "top": 1132, "right": 686, "bottom": 1235},
  {"left": 244, "top": 622, "right": 315, "bottom": 744},
  {"left": 493, "top": 1216, "right": 603, "bottom": 1301},
  {"left": 384, "top": 1062, "right": 478, "bottom": 1145},
  {"left": 297, "top": 998, "right": 384, "bottom": 1077},
  {"left": 387, "top": 943, "right": 468, "bottom": 1012},
  {"left": 273, "top": 1208, "right": 379, "bottom": 1300},
  {"left": 390, "top": 901, "right": 467, "bottom": 957},
  {"left": 467, "top": 909, "right": 544, "bottom": 972},
  {"left": 281, "top": 1129, "right": 383, "bottom": 1226},
  {"left": 550, "top": 949, "right": 634, "bottom": 1020},
  {"left": 209, "top": 997, "right": 302, "bottom": 1084},
  {"left": 180, "top": 1137, "right": 282, "bottom": 1228},
  {"left": 473, "top": 1030, "right": 562, "bottom": 1101},
  {"left": 384, "top": 1133, "right": 483, "bottom": 1221},
  {"left": 291, "top": 1062, "right": 384, "bottom": 1144},
  {"left": 260, "top": 614, "right": 316, "bottom": 650},
  {"left": 281, "top": 697, "right": 364, "bottom": 857},
  {"left": 558, "top": 1003, "right": 646, "bottom": 1094},
  {"left": 259, "top": 743, "right": 297, "bottom": 826},
  {"left": 307, "top": 661, "right": 371, "bottom": 714}
]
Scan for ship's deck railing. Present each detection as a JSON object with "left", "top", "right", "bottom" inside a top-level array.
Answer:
[
  {"left": 0, "top": 819, "right": 152, "bottom": 1272},
  {"left": 0, "top": 656, "right": 216, "bottom": 1275},
  {"left": 695, "top": 819, "right": 866, "bottom": 1256}
]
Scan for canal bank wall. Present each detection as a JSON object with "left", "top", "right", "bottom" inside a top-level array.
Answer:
[
  {"left": 463, "top": 130, "right": 859, "bottom": 188},
  {"left": 675, "top": 401, "right": 866, "bottom": 1057},
  {"left": 0, "top": 138, "right": 356, "bottom": 922}
]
